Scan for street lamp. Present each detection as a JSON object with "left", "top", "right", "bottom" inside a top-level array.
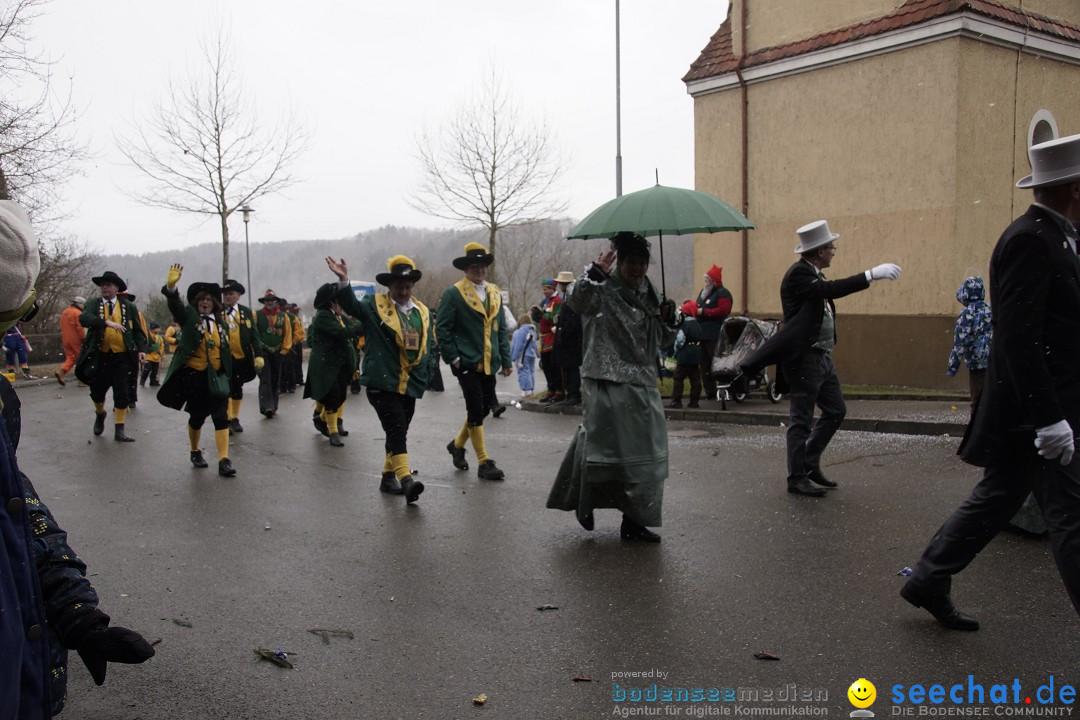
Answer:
[{"left": 241, "top": 204, "right": 254, "bottom": 296}]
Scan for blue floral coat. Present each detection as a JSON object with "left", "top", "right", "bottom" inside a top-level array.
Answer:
[{"left": 947, "top": 276, "right": 992, "bottom": 375}]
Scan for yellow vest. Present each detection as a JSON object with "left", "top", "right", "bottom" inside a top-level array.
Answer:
[
  {"left": 101, "top": 300, "right": 127, "bottom": 354},
  {"left": 226, "top": 308, "right": 245, "bottom": 360},
  {"left": 186, "top": 325, "right": 223, "bottom": 372}
]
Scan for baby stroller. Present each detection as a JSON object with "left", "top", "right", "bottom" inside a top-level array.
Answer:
[{"left": 711, "top": 316, "right": 783, "bottom": 409}]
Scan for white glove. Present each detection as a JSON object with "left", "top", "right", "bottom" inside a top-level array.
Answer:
[
  {"left": 867, "top": 263, "right": 901, "bottom": 281},
  {"left": 1035, "top": 419, "right": 1075, "bottom": 466}
]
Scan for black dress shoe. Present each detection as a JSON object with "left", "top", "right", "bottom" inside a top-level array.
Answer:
[
  {"left": 900, "top": 581, "right": 979, "bottom": 631},
  {"left": 687, "top": 401, "right": 700, "bottom": 409},
  {"left": 787, "top": 477, "right": 827, "bottom": 497},
  {"left": 380, "top": 472, "right": 404, "bottom": 495},
  {"left": 401, "top": 475, "right": 425, "bottom": 504},
  {"left": 114, "top": 424, "right": 135, "bottom": 442},
  {"left": 218, "top": 458, "right": 237, "bottom": 477},
  {"left": 337, "top": 420, "right": 348, "bottom": 437},
  {"left": 93, "top": 412, "right": 107, "bottom": 436},
  {"left": 190, "top": 450, "right": 209, "bottom": 468},
  {"left": 668, "top": 399, "right": 682, "bottom": 409},
  {"left": 229, "top": 418, "right": 244, "bottom": 434},
  {"left": 492, "top": 403, "right": 506, "bottom": 418},
  {"left": 328, "top": 433, "right": 344, "bottom": 447},
  {"left": 577, "top": 512, "right": 594, "bottom": 531},
  {"left": 562, "top": 395, "right": 582, "bottom": 407},
  {"left": 477, "top": 459, "right": 505, "bottom": 480},
  {"left": 312, "top": 415, "right": 329, "bottom": 437},
  {"left": 447, "top": 441, "right": 468, "bottom": 470},
  {"left": 262, "top": 409, "right": 275, "bottom": 418},
  {"left": 620, "top": 517, "right": 661, "bottom": 543},
  {"left": 805, "top": 467, "right": 838, "bottom": 488}
]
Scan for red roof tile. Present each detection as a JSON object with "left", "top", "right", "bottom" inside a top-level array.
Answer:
[{"left": 684, "top": 0, "right": 1080, "bottom": 84}]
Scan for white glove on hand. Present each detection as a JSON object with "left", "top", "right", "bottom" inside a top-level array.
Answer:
[
  {"left": 1035, "top": 419, "right": 1075, "bottom": 466},
  {"left": 868, "top": 263, "right": 902, "bottom": 281}
]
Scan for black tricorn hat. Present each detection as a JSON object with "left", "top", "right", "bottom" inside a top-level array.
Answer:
[
  {"left": 186, "top": 282, "right": 222, "bottom": 305},
  {"left": 376, "top": 255, "right": 423, "bottom": 286},
  {"left": 222, "top": 279, "right": 245, "bottom": 295},
  {"left": 451, "top": 242, "right": 494, "bottom": 271},
  {"left": 92, "top": 271, "right": 127, "bottom": 292},
  {"left": 313, "top": 283, "right": 339, "bottom": 310}
]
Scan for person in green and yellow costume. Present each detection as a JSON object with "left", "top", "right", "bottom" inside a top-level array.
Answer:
[
  {"left": 435, "top": 242, "right": 512, "bottom": 481},
  {"left": 139, "top": 321, "right": 165, "bottom": 387},
  {"left": 282, "top": 302, "right": 305, "bottom": 393},
  {"left": 303, "top": 283, "right": 363, "bottom": 450},
  {"left": 157, "top": 264, "right": 238, "bottom": 477},
  {"left": 325, "top": 254, "right": 436, "bottom": 503},
  {"left": 75, "top": 270, "right": 147, "bottom": 442},
  {"left": 255, "top": 290, "right": 292, "bottom": 418},
  {"left": 220, "top": 279, "right": 264, "bottom": 433}
]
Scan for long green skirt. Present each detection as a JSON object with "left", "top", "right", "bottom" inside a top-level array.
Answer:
[{"left": 546, "top": 378, "right": 667, "bottom": 528}]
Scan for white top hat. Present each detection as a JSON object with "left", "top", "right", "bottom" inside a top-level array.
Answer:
[
  {"left": 1017, "top": 133, "right": 1080, "bottom": 189},
  {"left": 0, "top": 200, "right": 40, "bottom": 316},
  {"left": 794, "top": 220, "right": 839, "bottom": 254}
]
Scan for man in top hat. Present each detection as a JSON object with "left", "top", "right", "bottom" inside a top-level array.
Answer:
[
  {"left": 693, "top": 263, "right": 734, "bottom": 401},
  {"left": 221, "top": 279, "right": 264, "bottom": 433},
  {"left": 75, "top": 270, "right": 147, "bottom": 442},
  {"left": 437, "top": 242, "right": 512, "bottom": 481},
  {"left": 255, "top": 289, "right": 292, "bottom": 418},
  {"left": 55, "top": 295, "right": 86, "bottom": 385},
  {"left": 738, "top": 220, "right": 901, "bottom": 497},
  {"left": 325, "top": 254, "right": 437, "bottom": 501},
  {"left": 901, "top": 133, "right": 1080, "bottom": 632}
]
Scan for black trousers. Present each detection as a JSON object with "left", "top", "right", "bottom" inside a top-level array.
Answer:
[
  {"left": 318, "top": 367, "right": 353, "bottom": 414},
  {"left": 540, "top": 352, "right": 562, "bottom": 394},
  {"left": 229, "top": 358, "right": 254, "bottom": 400},
  {"left": 172, "top": 366, "right": 229, "bottom": 431},
  {"left": 671, "top": 363, "right": 701, "bottom": 403},
  {"left": 366, "top": 388, "right": 416, "bottom": 456},
  {"left": 783, "top": 350, "right": 846, "bottom": 483},
  {"left": 561, "top": 365, "right": 581, "bottom": 398},
  {"left": 258, "top": 353, "right": 284, "bottom": 413},
  {"left": 699, "top": 339, "right": 718, "bottom": 398},
  {"left": 910, "top": 456, "right": 1080, "bottom": 617},
  {"left": 89, "top": 352, "right": 134, "bottom": 410},
  {"left": 139, "top": 361, "right": 160, "bottom": 386},
  {"left": 455, "top": 368, "right": 497, "bottom": 426}
]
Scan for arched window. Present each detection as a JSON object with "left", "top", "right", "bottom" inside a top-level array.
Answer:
[{"left": 1028, "top": 110, "right": 1058, "bottom": 147}]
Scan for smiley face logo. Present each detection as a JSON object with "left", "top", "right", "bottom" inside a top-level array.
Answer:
[{"left": 848, "top": 678, "right": 876, "bottom": 708}]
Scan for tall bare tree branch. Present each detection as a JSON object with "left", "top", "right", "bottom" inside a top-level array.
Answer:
[{"left": 117, "top": 23, "right": 306, "bottom": 284}]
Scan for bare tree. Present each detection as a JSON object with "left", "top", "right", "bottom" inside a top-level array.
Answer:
[
  {"left": 409, "top": 68, "right": 566, "bottom": 281},
  {"left": 118, "top": 23, "right": 305, "bottom": 285},
  {"left": 0, "top": 0, "right": 87, "bottom": 220}
]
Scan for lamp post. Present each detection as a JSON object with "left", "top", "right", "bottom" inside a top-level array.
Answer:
[{"left": 241, "top": 204, "right": 254, "bottom": 296}]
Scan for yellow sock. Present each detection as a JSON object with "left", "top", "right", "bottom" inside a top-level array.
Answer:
[
  {"left": 382, "top": 453, "right": 393, "bottom": 473},
  {"left": 390, "top": 453, "right": 412, "bottom": 481},
  {"left": 313, "top": 401, "right": 324, "bottom": 416},
  {"left": 468, "top": 425, "right": 489, "bottom": 463},
  {"left": 114, "top": 407, "right": 127, "bottom": 424},
  {"left": 454, "top": 420, "right": 469, "bottom": 448},
  {"left": 326, "top": 409, "right": 340, "bottom": 434},
  {"left": 94, "top": 402, "right": 105, "bottom": 414},
  {"left": 188, "top": 426, "right": 201, "bottom": 451},
  {"left": 214, "top": 428, "right": 229, "bottom": 461}
]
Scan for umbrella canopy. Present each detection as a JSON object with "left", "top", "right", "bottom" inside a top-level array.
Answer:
[{"left": 566, "top": 184, "right": 753, "bottom": 239}]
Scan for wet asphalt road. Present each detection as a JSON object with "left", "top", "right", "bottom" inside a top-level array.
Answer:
[{"left": 12, "top": 377, "right": 1079, "bottom": 719}]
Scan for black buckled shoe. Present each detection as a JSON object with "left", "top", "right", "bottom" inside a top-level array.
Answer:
[
  {"left": 328, "top": 433, "right": 344, "bottom": 447},
  {"left": 477, "top": 459, "right": 505, "bottom": 481},
  {"left": 218, "top": 458, "right": 237, "bottom": 477},
  {"left": 190, "top": 450, "right": 209, "bottom": 468},
  {"left": 806, "top": 466, "right": 838, "bottom": 488},
  {"left": 380, "top": 472, "right": 404, "bottom": 495},
  {"left": 620, "top": 517, "right": 661, "bottom": 543},
  {"left": 447, "top": 441, "right": 468, "bottom": 470},
  {"left": 401, "top": 475, "right": 425, "bottom": 504},
  {"left": 900, "top": 581, "right": 979, "bottom": 631},
  {"left": 114, "top": 424, "right": 135, "bottom": 442},
  {"left": 312, "top": 414, "right": 329, "bottom": 437},
  {"left": 93, "top": 411, "right": 107, "bottom": 436},
  {"left": 787, "top": 477, "right": 827, "bottom": 497},
  {"left": 229, "top": 418, "right": 244, "bottom": 434},
  {"left": 262, "top": 409, "right": 275, "bottom": 419},
  {"left": 492, "top": 403, "right": 507, "bottom": 418},
  {"left": 668, "top": 399, "right": 682, "bottom": 409},
  {"left": 337, "top": 419, "right": 348, "bottom": 437}
]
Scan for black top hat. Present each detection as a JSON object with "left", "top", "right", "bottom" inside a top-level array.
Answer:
[
  {"left": 258, "top": 290, "right": 279, "bottom": 305},
  {"left": 277, "top": 297, "right": 289, "bottom": 306},
  {"left": 150, "top": 321, "right": 160, "bottom": 330},
  {"left": 222, "top": 279, "right": 245, "bottom": 295},
  {"left": 313, "top": 283, "right": 340, "bottom": 310},
  {"left": 376, "top": 256, "right": 423, "bottom": 286},
  {"left": 452, "top": 242, "right": 494, "bottom": 271},
  {"left": 186, "top": 282, "right": 222, "bottom": 305},
  {"left": 92, "top": 271, "right": 128, "bottom": 293}
]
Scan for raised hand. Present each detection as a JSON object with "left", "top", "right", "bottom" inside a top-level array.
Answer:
[
  {"left": 166, "top": 263, "right": 183, "bottom": 289},
  {"left": 325, "top": 256, "right": 348, "bottom": 281},
  {"left": 596, "top": 249, "right": 616, "bottom": 274}
]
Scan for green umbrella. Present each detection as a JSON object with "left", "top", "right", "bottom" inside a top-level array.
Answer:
[{"left": 566, "top": 183, "right": 754, "bottom": 296}]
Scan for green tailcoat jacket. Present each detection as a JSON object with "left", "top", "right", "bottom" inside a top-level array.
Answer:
[
  {"left": 157, "top": 286, "right": 233, "bottom": 410},
  {"left": 74, "top": 296, "right": 148, "bottom": 382},
  {"left": 435, "top": 279, "right": 511, "bottom": 375},
  {"left": 303, "top": 308, "right": 361, "bottom": 403}
]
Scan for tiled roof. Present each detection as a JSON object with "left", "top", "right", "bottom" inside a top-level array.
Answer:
[{"left": 684, "top": 0, "right": 1080, "bottom": 83}]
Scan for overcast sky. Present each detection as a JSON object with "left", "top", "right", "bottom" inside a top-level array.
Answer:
[{"left": 34, "top": 1, "right": 728, "bottom": 255}]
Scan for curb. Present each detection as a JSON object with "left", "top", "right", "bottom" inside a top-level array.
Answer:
[{"left": 522, "top": 400, "right": 967, "bottom": 438}]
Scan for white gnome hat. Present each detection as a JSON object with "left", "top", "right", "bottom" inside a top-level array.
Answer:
[{"left": 0, "top": 200, "right": 40, "bottom": 332}]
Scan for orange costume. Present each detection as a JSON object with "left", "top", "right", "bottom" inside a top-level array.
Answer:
[{"left": 59, "top": 303, "right": 85, "bottom": 374}]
